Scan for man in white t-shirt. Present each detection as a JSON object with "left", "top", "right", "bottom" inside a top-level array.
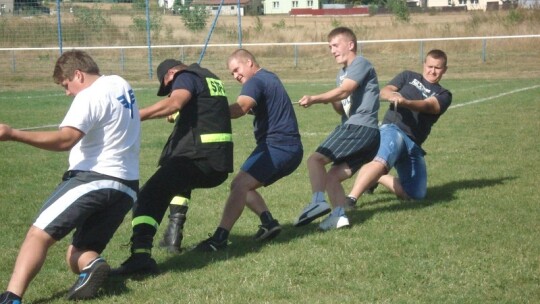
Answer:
[{"left": 0, "top": 50, "right": 140, "bottom": 303}]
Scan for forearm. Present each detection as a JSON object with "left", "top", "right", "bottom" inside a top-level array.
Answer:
[
  {"left": 229, "top": 103, "right": 246, "bottom": 119},
  {"left": 139, "top": 100, "right": 178, "bottom": 121},
  {"left": 9, "top": 129, "right": 75, "bottom": 151}
]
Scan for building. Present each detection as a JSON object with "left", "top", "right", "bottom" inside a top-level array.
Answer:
[
  {"left": 264, "top": 0, "right": 319, "bottom": 15},
  {"left": 191, "top": 0, "right": 261, "bottom": 16}
]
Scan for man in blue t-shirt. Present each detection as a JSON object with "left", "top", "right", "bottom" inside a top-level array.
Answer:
[
  {"left": 345, "top": 49, "right": 452, "bottom": 207},
  {"left": 294, "top": 27, "right": 381, "bottom": 231},
  {"left": 196, "top": 49, "right": 303, "bottom": 251}
]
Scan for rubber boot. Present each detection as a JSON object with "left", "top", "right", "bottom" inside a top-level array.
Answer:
[{"left": 159, "top": 212, "right": 187, "bottom": 253}]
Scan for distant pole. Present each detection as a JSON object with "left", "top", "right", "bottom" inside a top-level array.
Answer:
[
  {"left": 237, "top": 0, "right": 242, "bottom": 48},
  {"left": 56, "top": 0, "right": 62, "bottom": 55},
  {"left": 482, "top": 39, "right": 487, "bottom": 63},
  {"left": 199, "top": 0, "right": 225, "bottom": 64},
  {"left": 145, "top": 0, "right": 153, "bottom": 79}
]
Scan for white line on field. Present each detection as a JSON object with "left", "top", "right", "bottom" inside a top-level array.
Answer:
[{"left": 449, "top": 84, "right": 540, "bottom": 109}]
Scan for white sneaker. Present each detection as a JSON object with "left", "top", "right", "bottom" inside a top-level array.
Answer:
[
  {"left": 294, "top": 201, "right": 331, "bottom": 227},
  {"left": 318, "top": 213, "right": 350, "bottom": 231}
]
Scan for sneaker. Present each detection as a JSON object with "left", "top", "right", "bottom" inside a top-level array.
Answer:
[
  {"left": 109, "top": 254, "right": 159, "bottom": 276},
  {"left": 294, "top": 201, "right": 331, "bottom": 227},
  {"left": 0, "top": 292, "right": 22, "bottom": 304},
  {"left": 344, "top": 196, "right": 357, "bottom": 211},
  {"left": 194, "top": 235, "right": 227, "bottom": 252},
  {"left": 66, "top": 257, "right": 110, "bottom": 300},
  {"left": 254, "top": 219, "right": 282, "bottom": 241},
  {"left": 318, "top": 213, "right": 350, "bottom": 231}
]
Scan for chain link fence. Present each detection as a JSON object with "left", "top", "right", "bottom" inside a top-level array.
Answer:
[{"left": 1, "top": 2, "right": 539, "bottom": 89}]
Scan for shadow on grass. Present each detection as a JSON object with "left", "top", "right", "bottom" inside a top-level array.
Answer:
[
  {"left": 99, "top": 176, "right": 516, "bottom": 298},
  {"left": 351, "top": 176, "right": 516, "bottom": 224}
]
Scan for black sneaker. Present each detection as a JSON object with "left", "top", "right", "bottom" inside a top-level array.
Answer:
[
  {"left": 254, "top": 219, "right": 282, "bottom": 241},
  {"left": 66, "top": 257, "right": 110, "bottom": 300},
  {"left": 109, "top": 254, "right": 159, "bottom": 276},
  {"left": 0, "top": 292, "right": 22, "bottom": 304},
  {"left": 194, "top": 235, "right": 227, "bottom": 252}
]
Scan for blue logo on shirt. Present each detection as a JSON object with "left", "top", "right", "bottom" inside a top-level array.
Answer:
[{"left": 117, "top": 89, "right": 136, "bottom": 118}]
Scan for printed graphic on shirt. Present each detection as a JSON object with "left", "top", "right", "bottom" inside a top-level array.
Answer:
[
  {"left": 117, "top": 89, "right": 136, "bottom": 118},
  {"left": 339, "top": 74, "right": 352, "bottom": 117},
  {"left": 206, "top": 78, "right": 227, "bottom": 97},
  {"left": 409, "top": 79, "right": 434, "bottom": 99}
]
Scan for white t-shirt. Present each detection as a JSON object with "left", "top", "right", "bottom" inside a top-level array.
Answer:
[{"left": 60, "top": 75, "right": 140, "bottom": 180}]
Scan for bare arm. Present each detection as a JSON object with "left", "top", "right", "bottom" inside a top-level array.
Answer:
[
  {"left": 298, "top": 78, "right": 358, "bottom": 115},
  {"left": 381, "top": 84, "right": 441, "bottom": 114},
  {"left": 229, "top": 95, "right": 256, "bottom": 119},
  {"left": 139, "top": 88, "right": 192, "bottom": 121},
  {"left": 0, "top": 124, "right": 84, "bottom": 151}
]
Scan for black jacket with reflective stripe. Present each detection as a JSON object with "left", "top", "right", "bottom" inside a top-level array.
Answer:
[{"left": 158, "top": 64, "right": 233, "bottom": 173}]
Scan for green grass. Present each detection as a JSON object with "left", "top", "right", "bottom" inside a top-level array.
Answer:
[{"left": 0, "top": 78, "right": 539, "bottom": 303}]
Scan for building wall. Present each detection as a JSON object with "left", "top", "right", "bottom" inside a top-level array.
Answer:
[
  {"left": 263, "top": 0, "right": 319, "bottom": 15},
  {"left": 0, "top": 0, "right": 14, "bottom": 15}
]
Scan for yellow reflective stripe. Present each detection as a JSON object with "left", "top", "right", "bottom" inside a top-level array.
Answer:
[
  {"left": 200, "top": 133, "right": 232, "bottom": 143},
  {"left": 205, "top": 78, "right": 227, "bottom": 97},
  {"left": 132, "top": 216, "right": 158, "bottom": 229},
  {"left": 170, "top": 196, "right": 190, "bottom": 206}
]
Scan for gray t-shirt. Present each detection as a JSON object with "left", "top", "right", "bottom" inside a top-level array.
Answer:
[{"left": 337, "top": 56, "right": 380, "bottom": 129}]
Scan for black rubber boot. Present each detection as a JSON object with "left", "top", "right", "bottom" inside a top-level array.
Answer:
[{"left": 159, "top": 211, "right": 187, "bottom": 253}]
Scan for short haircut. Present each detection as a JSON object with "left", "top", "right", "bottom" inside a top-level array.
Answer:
[
  {"left": 227, "top": 48, "right": 259, "bottom": 68},
  {"left": 328, "top": 27, "right": 357, "bottom": 53},
  {"left": 53, "top": 50, "right": 100, "bottom": 84},
  {"left": 426, "top": 49, "right": 448, "bottom": 67}
]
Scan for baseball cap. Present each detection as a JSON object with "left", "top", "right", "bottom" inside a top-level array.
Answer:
[{"left": 156, "top": 59, "right": 183, "bottom": 96}]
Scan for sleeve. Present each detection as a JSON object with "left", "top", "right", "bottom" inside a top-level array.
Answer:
[
  {"left": 171, "top": 72, "right": 203, "bottom": 96},
  {"left": 387, "top": 71, "right": 409, "bottom": 90},
  {"left": 345, "top": 58, "right": 372, "bottom": 85},
  {"left": 239, "top": 77, "right": 264, "bottom": 106},
  {"left": 436, "top": 89, "right": 452, "bottom": 114},
  {"left": 59, "top": 93, "right": 97, "bottom": 134}
]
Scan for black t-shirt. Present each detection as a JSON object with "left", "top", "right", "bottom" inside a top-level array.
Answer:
[{"left": 382, "top": 70, "right": 452, "bottom": 146}]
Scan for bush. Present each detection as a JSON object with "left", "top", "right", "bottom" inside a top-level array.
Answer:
[{"left": 178, "top": 5, "right": 209, "bottom": 32}]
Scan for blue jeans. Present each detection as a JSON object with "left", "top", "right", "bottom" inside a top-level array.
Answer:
[{"left": 375, "top": 124, "right": 427, "bottom": 199}]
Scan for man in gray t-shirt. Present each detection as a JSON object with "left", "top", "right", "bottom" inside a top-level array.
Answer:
[{"left": 294, "top": 27, "right": 380, "bottom": 231}]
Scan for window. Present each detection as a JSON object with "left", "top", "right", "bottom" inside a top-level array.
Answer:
[
  {"left": 292, "top": 1, "right": 298, "bottom": 7},
  {"left": 273, "top": 1, "right": 279, "bottom": 8},
  {"left": 307, "top": 0, "right": 313, "bottom": 6}
]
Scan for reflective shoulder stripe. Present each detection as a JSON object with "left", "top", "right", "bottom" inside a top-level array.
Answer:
[
  {"left": 132, "top": 215, "right": 159, "bottom": 229},
  {"left": 170, "top": 196, "right": 190, "bottom": 206},
  {"left": 205, "top": 77, "right": 227, "bottom": 97},
  {"left": 200, "top": 133, "right": 232, "bottom": 143}
]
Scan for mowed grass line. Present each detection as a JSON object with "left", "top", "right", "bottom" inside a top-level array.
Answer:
[{"left": 0, "top": 78, "right": 538, "bottom": 303}]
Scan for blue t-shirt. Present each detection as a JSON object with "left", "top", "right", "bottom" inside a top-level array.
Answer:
[
  {"left": 240, "top": 69, "right": 301, "bottom": 145},
  {"left": 338, "top": 56, "right": 380, "bottom": 129},
  {"left": 171, "top": 71, "right": 203, "bottom": 95},
  {"left": 382, "top": 70, "right": 452, "bottom": 145}
]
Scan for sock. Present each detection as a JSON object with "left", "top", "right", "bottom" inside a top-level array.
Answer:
[
  {"left": 212, "top": 227, "right": 229, "bottom": 242},
  {"left": 311, "top": 192, "right": 325, "bottom": 203},
  {"left": 259, "top": 211, "right": 274, "bottom": 224}
]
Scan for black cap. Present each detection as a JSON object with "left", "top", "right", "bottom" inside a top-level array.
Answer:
[{"left": 156, "top": 59, "right": 183, "bottom": 96}]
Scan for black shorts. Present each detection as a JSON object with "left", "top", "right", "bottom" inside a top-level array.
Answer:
[
  {"left": 34, "top": 171, "right": 138, "bottom": 253},
  {"left": 316, "top": 124, "right": 380, "bottom": 173}
]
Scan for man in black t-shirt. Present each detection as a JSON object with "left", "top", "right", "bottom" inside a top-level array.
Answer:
[{"left": 345, "top": 49, "right": 452, "bottom": 207}]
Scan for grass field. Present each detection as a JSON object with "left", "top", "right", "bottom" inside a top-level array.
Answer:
[{"left": 0, "top": 76, "right": 539, "bottom": 303}]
